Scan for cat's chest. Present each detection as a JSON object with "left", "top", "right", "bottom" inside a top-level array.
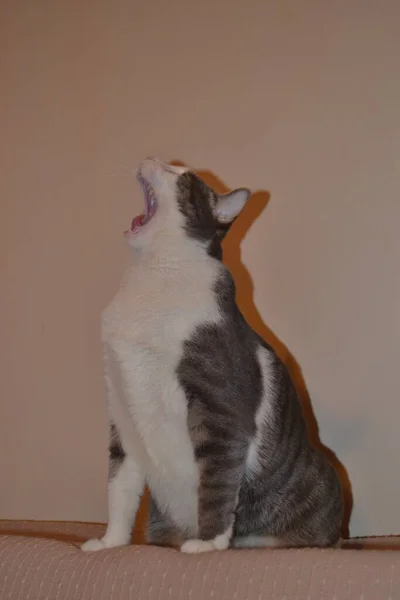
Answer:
[
  {"left": 102, "top": 272, "right": 221, "bottom": 420},
  {"left": 102, "top": 272, "right": 220, "bottom": 353}
]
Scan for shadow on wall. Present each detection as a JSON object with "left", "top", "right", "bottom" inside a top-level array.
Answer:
[{"left": 184, "top": 161, "right": 353, "bottom": 539}]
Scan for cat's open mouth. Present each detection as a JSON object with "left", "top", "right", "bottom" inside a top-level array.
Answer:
[{"left": 130, "top": 174, "right": 158, "bottom": 233}]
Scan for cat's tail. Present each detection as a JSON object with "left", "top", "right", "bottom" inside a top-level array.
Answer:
[
  {"left": 232, "top": 535, "right": 287, "bottom": 549},
  {"left": 232, "top": 535, "right": 343, "bottom": 549}
]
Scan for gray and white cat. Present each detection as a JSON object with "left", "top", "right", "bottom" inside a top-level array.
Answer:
[{"left": 82, "top": 157, "right": 343, "bottom": 554}]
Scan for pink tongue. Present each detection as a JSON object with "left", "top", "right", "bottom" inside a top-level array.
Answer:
[{"left": 131, "top": 215, "right": 145, "bottom": 229}]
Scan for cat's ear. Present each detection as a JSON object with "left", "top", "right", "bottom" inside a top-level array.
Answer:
[{"left": 215, "top": 188, "right": 251, "bottom": 226}]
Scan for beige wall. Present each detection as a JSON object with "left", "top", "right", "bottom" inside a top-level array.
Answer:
[{"left": 2, "top": 0, "right": 400, "bottom": 537}]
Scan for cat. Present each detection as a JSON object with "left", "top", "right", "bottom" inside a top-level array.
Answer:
[{"left": 82, "top": 157, "right": 343, "bottom": 554}]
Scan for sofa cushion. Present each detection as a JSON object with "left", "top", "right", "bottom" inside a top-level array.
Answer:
[{"left": 0, "top": 521, "right": 399, "bottom": 600}]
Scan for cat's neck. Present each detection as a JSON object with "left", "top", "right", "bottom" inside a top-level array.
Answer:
[
  {"left": 129, "top": 236, "right": 216, "bottom": 272},
  {"left": 121, "top": 247, "right": 222, "bottom": 292}
]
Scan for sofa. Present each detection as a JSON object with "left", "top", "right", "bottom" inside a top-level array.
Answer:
[{"left": 0, "top": 519, "right": 399, "bottom": 599}]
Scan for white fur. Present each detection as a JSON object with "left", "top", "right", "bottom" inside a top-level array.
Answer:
[
  {"left": 83, "top": 159, "right": 224, "bottom": 551},
  {"left": 82, "top": 455, "right": 144, "bottom": 551},
  {"left": 245, "top": 347, "right": 274, "bottom": 476},
  {"left": 215, "top": 189, "right": 250, "bottom": 223},
  {"left": 81, "top": 538, "right": 107, "bottom": 551},
  {"left": 181, "top": 526, "right": 233, "bottom": 554}
]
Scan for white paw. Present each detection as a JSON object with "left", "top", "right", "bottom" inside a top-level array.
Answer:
[
  {"left": 81, "top": 535, "right": 130, "bottom": 552},
  {"left": 181, "top": 539, "right": 216, "bottom": 554},
  {"left": 81, "top": 538, "right": 107, "bottom": 552},
  {"left": 212, "top": 532, "right": 231, "bottom": 550},
  {"left": 180, "top": 533, "right": 230, "bottom": 554}
]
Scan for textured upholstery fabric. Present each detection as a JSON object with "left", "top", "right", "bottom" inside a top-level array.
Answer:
[{"left": 0, "top": 521, "right": 399, "bottom": 599}]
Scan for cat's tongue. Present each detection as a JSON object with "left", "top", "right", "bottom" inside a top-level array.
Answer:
[
  {"left": 131, "top": 214, "right": 146, "bottom": 230},
  {"left": 129, "top": 180, "right": 158, "bottom": 234}
]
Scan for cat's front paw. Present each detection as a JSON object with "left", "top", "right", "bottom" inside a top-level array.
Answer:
[
  {"left": 181, "top": 534, "right": 230, "bottom": 554},
  {"left": 81, "top": 538, "right": 107, "bottom": 552},
  {"left": 181, "top": 539, "right": 216, "bottom": 554},
  {"left": 81, "top": 534, "right": 131, "bottom": 552}
]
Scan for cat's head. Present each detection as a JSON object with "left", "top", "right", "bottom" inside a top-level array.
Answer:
[{"left": 124, "top": 157, "right": 250, "bottom": 258}]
